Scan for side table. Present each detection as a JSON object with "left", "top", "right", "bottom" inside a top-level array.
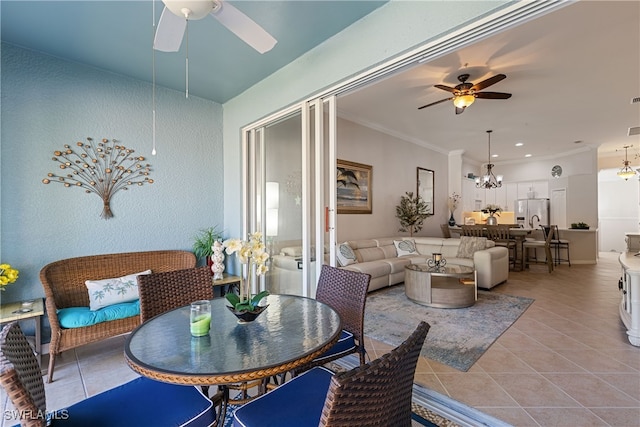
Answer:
[
  {"left": 0, "top": 298, "right": 44, "bottom": 365},
  {"left": 212, "top": 274, "right": 241, "bottom": 297}
]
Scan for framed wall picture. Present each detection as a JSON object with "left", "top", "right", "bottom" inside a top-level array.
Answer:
[
  {"left": 417, "top": 167, "right": 434, "bottom": 215},
  {"left": 337, "top": 159, "right": 372, "bottom": 214}
]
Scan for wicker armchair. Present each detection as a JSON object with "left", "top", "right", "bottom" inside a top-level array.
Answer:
[
  {"left": 233, "top": 321, "right": 430, "bottom": 427},
  {"left": 0, "top": 322, "right": 215, "bottom": 427},
  {"left": 138, "top": 266, "right": 213, "bottom": 322},
  {"left": 40, "top": 250, "right": 196, "bottom": 382}
]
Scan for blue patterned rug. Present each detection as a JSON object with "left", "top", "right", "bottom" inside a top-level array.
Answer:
[{"left": 365, "top": 285, "right": 534, "bottom": 372}]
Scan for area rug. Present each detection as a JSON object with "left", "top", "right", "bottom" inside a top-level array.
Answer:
[{"left": 365, "top": 285, "right": 534, "bottom": 372}]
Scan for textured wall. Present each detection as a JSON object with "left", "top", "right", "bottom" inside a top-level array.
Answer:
[{"left": 1, "top": 43, "right": 224, "bottom": 305}]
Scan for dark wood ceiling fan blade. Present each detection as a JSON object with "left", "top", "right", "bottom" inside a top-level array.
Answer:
[
  {"left": 434, "top": 84, "right": 456, "bottom": 93},
  {"left": 455, "top": 106, "right": 466, "bottom": 115},
  {"left": 470, "top": 74, "right": 506, "bottom": 91},
  {"left": 418, "top": 97, "right": 452, "bottom": 109},
  {"left": 475, "top": 91, "right": 512, "bottom": 99}
]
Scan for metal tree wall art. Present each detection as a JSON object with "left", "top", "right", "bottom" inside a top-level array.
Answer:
[{"left": 42, "top": 137, "right": 153, "bottom": 219}]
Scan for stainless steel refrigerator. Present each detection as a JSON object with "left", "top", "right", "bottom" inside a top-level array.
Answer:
[{"left": 514, "top": 198, "right": 550, "bottom": 229}]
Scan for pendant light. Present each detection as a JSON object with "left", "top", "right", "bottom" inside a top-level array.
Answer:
[
  {"left": 617, "top": 145, "right": 636, "bottom": 180},
  {"left": 475, "top": 130, "right": 503, "bottom": 189}
]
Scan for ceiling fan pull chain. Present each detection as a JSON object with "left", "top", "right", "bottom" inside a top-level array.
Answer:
[
  {"left": 185, "top": 19, "right": 189, "bottom": 99},
  {"left": 151, "top": 0, "right": 157, "bottom": 155}
]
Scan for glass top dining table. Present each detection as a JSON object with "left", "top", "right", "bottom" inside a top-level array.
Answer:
[{"left": 124, "top": 294, "right": 342, "bottom": 386}]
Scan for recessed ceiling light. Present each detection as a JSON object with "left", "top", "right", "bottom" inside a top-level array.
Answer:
[
  {"left": 491, "top": 154, "right": 499, "bottom": 158},
  {"left": 525, "top": 154, "right": 532, "bottom": 158},
  {"left": 515, "top": 142, "right": 524, "bottom": 147}
]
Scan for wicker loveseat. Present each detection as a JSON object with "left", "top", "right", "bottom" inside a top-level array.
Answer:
[{"left": 40, "top": 250, "right": 196, "bottom": 382}]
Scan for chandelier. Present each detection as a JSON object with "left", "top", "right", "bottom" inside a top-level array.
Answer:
[
  {"left": 476, "top": 130, "right": 503, "bottom": 189},
  {"left": 617, "top": 145, "right": 636, "bottom": 180}
]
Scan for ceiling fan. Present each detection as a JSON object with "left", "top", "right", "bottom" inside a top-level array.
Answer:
[
  {"left": 154, "top": 0, "right": 277, "bottom": 54},
  {"left": 418, "top": 73, "right": 512, "bottom": 114}
]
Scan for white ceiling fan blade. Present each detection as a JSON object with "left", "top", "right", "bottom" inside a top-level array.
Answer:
[
  {"left": 210, "top": 1, "right": 277, "bottom": 54},
  {"left": 154, "top": 6, "right": 187, "bottom": 52}
]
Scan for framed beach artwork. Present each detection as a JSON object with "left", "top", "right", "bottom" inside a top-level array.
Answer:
[{"left": 337, "top": 159, "right": 372, "bottom": 214}]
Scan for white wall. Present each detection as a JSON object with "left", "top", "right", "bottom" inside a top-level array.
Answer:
[
  {"left": 599, "top": 168, "right": 639, "bottom": 252},
  {"left": 336, "top": 118, "right": 447, "bottom": 241}
]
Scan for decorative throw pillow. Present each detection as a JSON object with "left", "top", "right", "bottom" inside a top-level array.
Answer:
[
  {"left": 86, "top": 270, "right": 151, "bottom": 311},
  {"left": 336, "top": 242, "right": 358, "bottom": 267},
  {"left": 456, "top": 236, "right": 487, "bottom": 259},
  {"left": 394, "top": 239, "right": 418, "bottom": 257}
]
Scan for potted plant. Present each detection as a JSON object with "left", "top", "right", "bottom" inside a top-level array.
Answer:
[
  {"left": 192, "top": 226, "right": 223, "bottom": 270},
  {"left": 223, "top": 232, "right": 270, "bottom": 322},
  {"left": 570, "top": 222, "right": 590, "bottom": 230},
  {"left": 395, "top": 191, "right": 429, "bottom": 237},
  {"left": 481, "top": 204, "right": 503, "bottom": 225}
]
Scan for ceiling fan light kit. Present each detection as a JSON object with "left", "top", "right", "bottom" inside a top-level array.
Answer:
[
  {"left": 617, "top": 145, "right": 637, "bottom": 180},
  {"left": 418, "top": 73, "right": 511, "bottom": 114},
  {"left": 476, "top": 130, "right": 503, "bottom": 189}
]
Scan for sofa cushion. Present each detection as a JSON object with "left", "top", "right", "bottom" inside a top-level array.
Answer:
[
  {"left": 85, "top": 270, "right": 151, "bottom": 311},
  {"left": 394, "top": 239, "right": 418, "bottom": 257},
  {"left": 456, "top": 236, "right": 488, "bottom": 259},
  {"left": 342, "top": 261, "right": 391, "bottom": 279},
  {"left": 382, "top": 257, "right": 414, "bottom": 274},
  {"left": 336, "top": 242, "right": 358, "bottom": 267},
  {"left": 57, "top": 301, "right": 140, "bottom": 328}
]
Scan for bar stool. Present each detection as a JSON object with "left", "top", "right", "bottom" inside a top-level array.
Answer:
[{"left": 543, "top": 225, "right": 571, "bottom": 266}]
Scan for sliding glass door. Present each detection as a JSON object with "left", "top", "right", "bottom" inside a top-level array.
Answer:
[{"left": 242, "top": 96, "right": 336, "bottom": 297}]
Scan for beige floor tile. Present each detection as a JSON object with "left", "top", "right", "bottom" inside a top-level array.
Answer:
[
  {"left": 508, "top": 348, "right": 587, "bottom": 373},
  {"left": 475, "top": 344, "right": 537, "bottom": 373},
  {"left": 436, "top": 372, "right": 518, "bottom": 407},
  {"left": 595, "top": 373, "right": 640, "bottom": 399},
  {"left": 589, "top": 408, "right": 640, "bottom": 427},
  {"left": 555, "top": 348, "right": 639, "bottom": 373},
  {"left": 542, "top": 373, "right": 640, "bottom": 408},
  {"left": 489, "top": 373, "right": 580, "bottom": 407},
  {"left": 524, "top": 407, "right": 609, "bottom": 426}
]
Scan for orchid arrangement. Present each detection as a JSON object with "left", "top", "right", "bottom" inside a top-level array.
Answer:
[
  {"left": 223, "top": 232, "right": 270, "bottom": 312},
  {"left": 447, "top": 192, "right": 461, "bottom": 213},
  {"left": 0, "top": 264, "right": 19, "bottom": 291}
]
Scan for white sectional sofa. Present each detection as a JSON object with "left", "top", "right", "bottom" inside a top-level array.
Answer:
[{"left": 338, "top": 237, "right": 509, "bottom": 290}]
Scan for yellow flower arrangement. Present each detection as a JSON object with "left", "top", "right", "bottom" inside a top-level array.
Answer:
[{"left": 0, "top": 264, "right": 19, "bottom": 291}]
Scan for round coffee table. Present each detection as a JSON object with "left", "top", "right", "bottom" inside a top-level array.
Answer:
[{"left": 404, "top": 263, "right": 477, "bottom": 308}]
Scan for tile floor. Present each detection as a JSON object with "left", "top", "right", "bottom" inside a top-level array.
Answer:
[{"left": 2, "top": 252, "right": 639, "bottom": 427}]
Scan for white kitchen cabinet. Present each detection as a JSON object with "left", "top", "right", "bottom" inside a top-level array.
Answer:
[
  {"left": 516, "top": 181, "right": 549, "bottom": 200},
  {"left": 506, "top": 183, "right": 518, "bottom": 211}
]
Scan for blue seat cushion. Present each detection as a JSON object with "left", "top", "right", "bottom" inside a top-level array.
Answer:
[
  {"left": 50, "top": 377, "right": 215, "bottom": 427},
  {"left": 233, "top": 367, "right": 333, "bottom": 427},
  {"left": 313, "top": 329, "right": 356, "bottom": 363},
  {"left": 57, "top": 300, "right": 140, "bottom": 328}
]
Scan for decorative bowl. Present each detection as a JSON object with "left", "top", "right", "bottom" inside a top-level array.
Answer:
[{"left": 226, "top": 304, "right": 268, "bottom": 323}]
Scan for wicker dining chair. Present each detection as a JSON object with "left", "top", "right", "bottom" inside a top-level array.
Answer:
[
  {"left": 233, "top": 321, "right": 430, "bottom": 427},
  {"left": 0, "top": 322, "right": 215, "bottom": 427},
  {"left": 138, "top": 266, "right": 214, "bottom": 322},
  {"left": 304, "top": 265, "right": 371, "bottom": 370}
]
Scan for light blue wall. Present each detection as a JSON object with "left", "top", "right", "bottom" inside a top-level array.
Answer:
[
  {"left": 1, "top": 43, "right": 224, "bottom": 304},
  {"left": 222, "top": 0, "right": 506, "bottom": 239}
]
